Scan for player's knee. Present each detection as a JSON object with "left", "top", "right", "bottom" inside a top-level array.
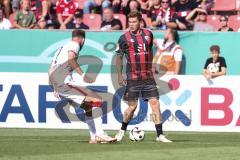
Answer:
[
  {"left": 91, "top": 97, "right": 103, "bottom": 107},
  {"left": 128, "top": 105, "right": 137, "bottom": 112},
  {"left": 85, "top": 109, "right": 92, "bottom": 117},
  {"left": 149, "top": 99, "right": 159, "bottom": 106},
  {"left": 92, "top": 101, "right": 103, "bottom": 107}
]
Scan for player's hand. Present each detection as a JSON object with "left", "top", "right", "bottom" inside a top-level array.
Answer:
[
  {"left": 118, "top": 74, "right": 126, "bottom": 86},
  {"left": 161, "top": 19, "right": 166, "bottom": 25},
  {"left": 148, "top": 0, "right": 154, "bottom": 8},
  {"left": 60, "top": 24, "right": 66, "bottom": 30},
  {"left": 53, "top": 91, "right": 60, "bottom": 99},
  {"left": 204, "top": 73, "right": 212, "bottom": 80},
  {"left": 177, "top": 22, "right": 187, "bottom": 30},
  {"left": 121, "top": 0, "right": 128, "bottom": 7},
  {"left": 84, "top": 75, "right": 94, "bottom": 83},
  {"left": 112, "top": 0, "right": 120, "bottom": 5},
  {"left": 206, "top": 74, "right": 211, "bottom": 80},
  {"left": 141, "top": 2, "right": 148, "bottom": 10}
]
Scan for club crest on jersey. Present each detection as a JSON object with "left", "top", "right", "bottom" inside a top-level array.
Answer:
[
  {"left": 144, "top": 36, "right": 149, "bottom": 41},
  {"left": 130, "top": 39, "right": 135, "bottom": 42}
]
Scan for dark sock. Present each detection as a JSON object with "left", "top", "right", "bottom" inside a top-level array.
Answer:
[
  {"left": 121, "top": 122, "right": 128, "bottom": 131},
  {"left": 155, "top": 123, "right": 163, "bottom": 137}
]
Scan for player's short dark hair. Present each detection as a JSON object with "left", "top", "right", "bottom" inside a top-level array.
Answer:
[
  {"left": 72, "top": 29, "right": 85, "bottom": 39},
  {"left": 127, "top": 11, "right": 142, "bottom": 21},
  {"left": 210, "top": 45, "right": 220, "bottom": 53}
]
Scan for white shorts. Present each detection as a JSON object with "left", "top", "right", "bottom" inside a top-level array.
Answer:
[{"left": 59, "top": 75, "right": 86, "bottom": 105}]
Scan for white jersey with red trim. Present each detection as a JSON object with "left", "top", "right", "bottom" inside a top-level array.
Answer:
[
  {"left": 51, "top": 41, "right": 80, "bottom": 66},
  {"left": 49, "top": 41, "right": 80, "bottom": 93}
]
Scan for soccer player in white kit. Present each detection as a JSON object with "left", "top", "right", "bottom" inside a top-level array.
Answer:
[{"left": 48, "top": 29, "right": 116, "bottom": 144}]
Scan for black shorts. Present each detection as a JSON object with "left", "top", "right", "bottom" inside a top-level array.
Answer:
[{"left": 124, "top": 79, "right": 159, "bottom": 101}]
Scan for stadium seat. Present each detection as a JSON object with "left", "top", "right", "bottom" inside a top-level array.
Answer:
[
  {"left": 207, "top": 15, "right": 221, "bottom": 31},
  {"left": 83, "top": 14, "right": 101, "bottom": 29},
  {"left": 113, "top": 14, "right": 126, "bottom": 29},
  {"left": 142, "top": 14, "right": 151, "bottom": 27},
  {"left": 211, "top": 0, "right": 236, "bottom": 11},
  {"left": 229, "top": 15, "right": 240, "bottom": 31}
]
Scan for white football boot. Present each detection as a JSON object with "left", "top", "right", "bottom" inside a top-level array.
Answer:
[
  {"left": 115, "top": 129, "right": 125, "bottom": 142},
  {"left": 156, "top": 134, "right": 172, "bottom": 143},
  {"left": 95, "top": 133, "right": 117, "bottom": 143}
]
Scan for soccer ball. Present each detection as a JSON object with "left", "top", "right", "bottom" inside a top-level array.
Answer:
[
  {"left": 129, "top": 127, "right": 145, "bottom": 141},
  {"left": 207, "top": 63, "right": 219, "bottom": 73}
]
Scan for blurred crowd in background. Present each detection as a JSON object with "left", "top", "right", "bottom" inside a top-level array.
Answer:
[{"left": 0, "top": 0, "right": 240, "bottom": 31}]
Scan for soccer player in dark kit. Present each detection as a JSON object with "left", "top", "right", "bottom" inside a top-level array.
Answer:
[{"left": 115, "top": 11, "right": 172, "bottom": 143}]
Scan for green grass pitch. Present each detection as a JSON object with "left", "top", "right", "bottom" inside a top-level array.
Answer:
[{"left": 0, "top": 128, "right": 240, "bottom": 160}]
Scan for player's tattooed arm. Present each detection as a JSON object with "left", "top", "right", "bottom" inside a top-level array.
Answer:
[
  {"left": 68, "top": 51, "right": 93, "bottom": 83},
  {"left": 68, "top": 51, "right": 84, "bottom": 76},
  {"left": 116, "top": 55, "right": 126, "bottom": 86}
]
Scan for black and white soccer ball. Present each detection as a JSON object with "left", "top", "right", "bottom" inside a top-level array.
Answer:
[
  {"left": 129, "top": 127, "right": 145, "bottom": 141},
  {"left": 207, "top": 63, "right": 219, "bottom": 73}
]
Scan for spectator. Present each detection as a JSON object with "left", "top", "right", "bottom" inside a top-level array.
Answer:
[
  {"left": 218, "top": 15, "right": 233, "bottom": 32},
  {"left": 21, "top": 0, "right": 50, "bottom": 29},
  {"left": 67, "top": 9, "right": 89, "bottom": 29},
  {"left": 138, "top": 0, "right": 151, "bottom": 12},
  {"left": 48, "top": 0, "right": 60, "bottom": 29},
  {"left": 200, "top": 0, "right": 214, "bottom": 11},
  {"left": 46, "top": 19, "right": 55, "bottom": 29},
  {"left": 140, "top": 17, "right": 147, "bottom": 28},
  {"left": 0, "top": 7, "right": 11, "bottom": 29},
  {"left": 1, "top": 0, "right": 10, "bottom": 18},
  {"left": 37, "top": 0, "right": 50, "bottom": 29},
  {"left": 101, "top": 7, "right": 122, "bottom": 31},
  {"left": 83, "top": 0, "right": 111, "bottom": 14},
  {"left": 12, "top": 0, "right": 20, "bottom": 12},
  {"left": 129, "top": 0, "right": 141, "bottom": 11},
  {"left": 124, "top": 0, "right": 141, "bottom": 16},
  {"left": 122, "top": 0, "right": 151, "bottom": 13},
  {"left": 171, "top": 0, "right": 201, "bottom": 30},
  {"left": 149, "top": 0, "right": 174, "bottom": 30},
  {"left": 171, "top": 0, "right": 177, "bottom": 4},
  {"left": 14, "top": 0, "right": 36, "bottom": 29},
  {"left": 153, "top": 28, "right": 183, "bottom": 75},
  {"left": 186, "top": 8, "right": 213, "bottom": 31},
  {"left": 148, "top": 0, "right": 161, "bottom": 29},
  {"left": 112, "top": 0, "right": 121, "bottom": 13},
  {"left": 202, "top": 45, "right": 226, "bottom": 79},
  {"left": 56, "top": 0, "right": 76, "bottom": 29}
]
